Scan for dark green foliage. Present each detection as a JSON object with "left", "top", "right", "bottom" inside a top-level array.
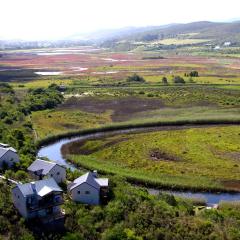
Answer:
[
  {"left": 61, "top": 177, "right": 240, "bottom": 240},
  {"left": 185, "top": 71, "right": 199, "bottom": 77},
  {"left": 0, "top": 84, "right": 63, "bottom": 171},
  {"left": 173, "top": 76, "right": 186, "bottom": 84},
  {"left": 0, "top": 83, "right": 14, "bottom": 94},
  {"left": 127, "top": 74, "right": 145, "bottom": 83},
  {"left": 20, "top": 86, "right": 63, "bottom": 113},
  {"left": 140, "top": 34, "right": 158, "bottom": 42},
  {"left": 189, "top": 71, "right": 199, "bottom": 77},
  {"left": 162, "top": 76, "right": 168, "bottom": 84}
]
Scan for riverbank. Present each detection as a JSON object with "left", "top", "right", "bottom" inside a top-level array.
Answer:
[
  {"left": 37, "top": 123, "right": 240, "bottom": 196},
  {"left": 36, "top": 118, "right": 240, "bottom": 149}
]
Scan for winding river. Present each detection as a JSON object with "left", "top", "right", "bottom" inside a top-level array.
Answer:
[{"left": 37, "top": 126, "right": 240, "bottom": 206}]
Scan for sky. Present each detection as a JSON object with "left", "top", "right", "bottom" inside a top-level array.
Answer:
[{"left": 0, "top": 0, "right": 239, "bottom": 40}]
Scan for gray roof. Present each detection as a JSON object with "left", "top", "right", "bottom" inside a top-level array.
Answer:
[
  {"left": 0, "top": 146, "right": 17, "bottom": 159},
  {"left": 69, "top": 172, "right": 109, "bottom": 191},
  {"left": 27, "top": 159, "right": 60, "bottom": 175},
  {"left": 17, "top": 178, "right": 62, "bottom": 197},
  {"left": 0, "top": 143, "right": 10, "bottom": 148}
]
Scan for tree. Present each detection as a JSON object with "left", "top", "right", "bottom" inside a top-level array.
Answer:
[
  {"left": 189, "top": 71, "right": 199, "bottom": 77},
  {"left": 127, "top": 74, "right": 145, "bottom": 83},
  {"left": 173, "top": 76, "right": 185, "bottom": 84},
  {"left": 162, "top": 77, "right": 168, "bottom": 85}
]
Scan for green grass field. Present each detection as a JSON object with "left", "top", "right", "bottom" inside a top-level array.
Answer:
[
  {"left": 31, "top": 109, "right": 112, "bottom": 139},
  {"left": 66, "top": 126, "right": 240, "bottom": 191},
  {"left": 155, "top": 38, "right": 211, "bottom": 45},
  {"left": 31, "top": 86, "right": 240, "bottom": 139}
]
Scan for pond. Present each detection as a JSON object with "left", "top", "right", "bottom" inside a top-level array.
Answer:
[{"left": 35, "top": 71, "right": 63, "bottom": 76}]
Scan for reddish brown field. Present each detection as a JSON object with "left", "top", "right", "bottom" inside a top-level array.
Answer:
[{"left": 1, "top": 47, "right": 240, "bottom": 82}]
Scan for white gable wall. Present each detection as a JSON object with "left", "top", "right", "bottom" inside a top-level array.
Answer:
[
  {"left": 47, "top": 165, "right": 66, "bottom": 183},
  {"left": 70, "top": 182, "right": 100, "bottom": 205},
  {"left": 0, "top": 151, "right": 19, "bottom": 168}
]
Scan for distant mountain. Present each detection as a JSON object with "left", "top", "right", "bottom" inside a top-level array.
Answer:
[
  {"left": 1, "top": 20, "right": 240, "bottom": 50},
  {"left": 67, "top": 24, "right": 178, "bottom": 41},
  {"left": 69, "top": 21, "right": 240, "bottom": 46}
]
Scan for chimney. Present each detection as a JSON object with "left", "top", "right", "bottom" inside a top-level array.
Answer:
[
  {"left": 92, "top": 170, "right": 98, "bottom": 178},
  {"left": 31, "top": 182, "right": 37, "bottom": 195}
]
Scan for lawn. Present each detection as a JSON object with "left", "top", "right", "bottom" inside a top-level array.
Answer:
[{"left": 65, "top": 126, "right": 240, "bottom": 191}]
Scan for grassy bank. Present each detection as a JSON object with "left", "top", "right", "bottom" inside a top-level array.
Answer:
[
  {"left": 37, "top": 121, "right": 240, "bottom": 192},
  {"left": 36, "top": 118, "right": 240, "bottom": 148},
  {"left": 65, "top": 125, "right": 240, "bottom": 192}
]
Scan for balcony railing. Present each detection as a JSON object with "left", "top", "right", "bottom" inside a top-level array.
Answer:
[
  {"left": 39, "top": 210, "right": 65, "bottom": 224},
  {"left": 27, "top": 196, "right": 64, "bottom": 212}
]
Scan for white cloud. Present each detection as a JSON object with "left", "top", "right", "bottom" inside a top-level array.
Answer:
[{"left": 0, "top": 0, "right": 239, "bottom": 40}]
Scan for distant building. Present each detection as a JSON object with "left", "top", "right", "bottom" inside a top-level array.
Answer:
[
  {"left": 28, "top": 159, "right": 66, "bottom": 183},
  {"left": 214, "top": 45, "right": 221, "bottom": 50},
  {"left": 68, "top": 171, "right": 109, "bottom": 205},
  {"left": 224, "top": 42, "right": 231, "bottom": 46},
  {"left": 12, "top": 178, "right": 64, "bottom": 222},
  {"left": 0, "top": 143, "right": 20, "bottom": 168}
]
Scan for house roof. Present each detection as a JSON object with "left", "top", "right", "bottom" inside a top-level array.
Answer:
[
  {"left": 95, "top": 178, "right": 109, "bottom": 187},
  {"left": 27, "top": 159, "right": 60, "bottom": 175},
  {"left": 17, "top": 178, "right": 62, "bottom": 197},
  {"left": 0, "top": 143, "right": 10, "bottom": 148},
  {"left": 69, "top": 172, "right": 109, "bottom": 191},
  {"left": 0, "top": 146, "right": 17, "bottom": 159}
]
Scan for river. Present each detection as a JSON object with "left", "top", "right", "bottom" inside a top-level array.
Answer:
[{"left": 37, "top": 127, "right": 240, "bottom": 206}]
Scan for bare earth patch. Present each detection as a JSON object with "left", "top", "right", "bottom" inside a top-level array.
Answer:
[
  {"left": 61, "top": 137, "right": 129, "bottom": 156},
  {"left": 224, "top": 152, "right": 240, "bottom": 161},
  {"left": 60, "top": 96, "right": 165, "bottom": 122},
  {"left": 149, "top": 148, "right": 180, "bottom": 162},
  {"left": 222, "top": 180, "right": 240, "bottom": 191}
]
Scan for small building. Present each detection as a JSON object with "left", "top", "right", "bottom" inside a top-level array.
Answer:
[
  {"left": 68, "top": 171, "right": 109, "bottom": 205},
  {"left": 27, "top": 159, "right": 66, "bottom": 183},
  {"left": 0, "top": 143, "right": 20, "bottom": 168},
  {"left": 12, "top": 178, "right": 64, "bottom": 221},
  {"left": 224, "top": 41, "right": 231, "bottom": 46}
]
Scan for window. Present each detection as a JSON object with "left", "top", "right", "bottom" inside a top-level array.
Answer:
[
  {"left": 50, "top": 174, "right": 53, "bottom": 177},
  {"left": 85, "top": 191, "right": 90, "bottom": 195},
  {"left": 57, "top": 172, "right": 60, "bottom": 175},
  {"left": 78, "top": 191, "right": 81, "bottom": 194},
  {"left": 18, "top": 195, "right": 20, "bottom": 199}
]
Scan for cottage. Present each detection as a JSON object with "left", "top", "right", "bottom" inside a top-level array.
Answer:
[
  {"left": 12, "top": 178, "right": 64, "bottom": 221},
  {"left": 0, "top": 143, "right": 20, "bottom": 168},
  {"left": 68, "top": 171, "right": 109, "bottom": 205},
  {"left": 28, "top": 159, "right": 66, "bottom": 183}
]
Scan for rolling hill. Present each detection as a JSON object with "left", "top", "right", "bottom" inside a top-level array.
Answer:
[{"left": 78, "top": 21, "right": 240, "bottom": 46}]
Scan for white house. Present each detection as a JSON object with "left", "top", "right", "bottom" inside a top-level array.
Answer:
[
  {"left": 68, "top": 171, "right": 109, "bottom": 205},
  {"left": 27, "top": 159, "right": 66, "bottom": 183},
  {"left": 12, "top": 178, "right": 64, "bottom": 221},
  {"left": 224, "top": 41, "right": 231, "bottom": 46},
  {"left": 0, "top": 143, "right": 20, "bottom": 168}
]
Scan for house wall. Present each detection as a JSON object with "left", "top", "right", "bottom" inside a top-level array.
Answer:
[
  {"left": 12, "top": 187, "right": 28, "bottom": 218},
  {"left": 70, "top": 183, "right": 100, "bottom": 205},
  {"left": 0, "top": 151, "right": 19, "bottom": 168},
  {"left": 48, "top": 165, "right": 66, "bottom": 183}
]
